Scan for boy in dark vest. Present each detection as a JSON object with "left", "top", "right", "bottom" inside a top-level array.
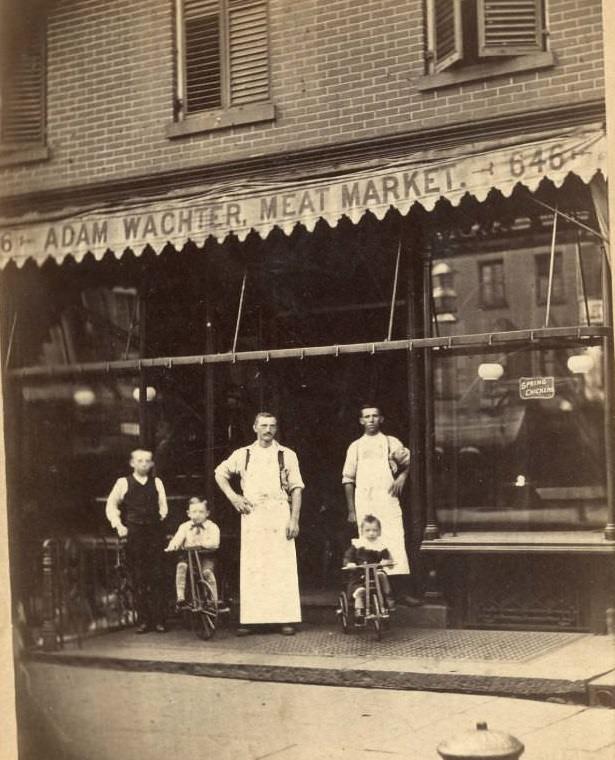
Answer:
[{"left": 105, "top": 449, "right": 169, "bottom": 633}]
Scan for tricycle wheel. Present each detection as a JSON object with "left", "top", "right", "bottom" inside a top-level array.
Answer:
[{"left": 338, "top": 591, "right": 350, "bottom": 633}]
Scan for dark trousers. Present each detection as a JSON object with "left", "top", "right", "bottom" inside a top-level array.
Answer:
[{"left": 126, "top": 522, "right": 166, "bottom": 626}]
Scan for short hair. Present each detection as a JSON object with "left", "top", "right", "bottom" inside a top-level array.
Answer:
[
  {"left": 130, "top": 448, "right": 153, "bottom": 459},
  {"left": 359, "top": 404, "right": 382, "bottom": 417},
  {"left": 361, "top": 514, "right": 382, "bottom": 531},
  {"left": 188, "top": 497, "right": 209, "bottom": 512},
  {"left": 254, "top": 411, "right": 277, "bottom": 425}
]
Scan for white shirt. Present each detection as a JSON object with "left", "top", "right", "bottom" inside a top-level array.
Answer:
[
  {"left": 166, "top": 519, "right": 220, "bottom": 551},
  {"left": 105, "top": 474, "right": 168, "bottom": 530}
]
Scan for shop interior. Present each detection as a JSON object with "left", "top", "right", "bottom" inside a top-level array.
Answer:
[{"left": 3, "top": 176, "right": 610, "bottom": 599}]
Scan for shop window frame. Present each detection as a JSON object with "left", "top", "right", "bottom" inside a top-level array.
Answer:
[
  {"left": 419, "top": 0, "right": 555, "bottom": 92},
  {"left": 166, "top": 0, "right": 275, "bottom": 138}
]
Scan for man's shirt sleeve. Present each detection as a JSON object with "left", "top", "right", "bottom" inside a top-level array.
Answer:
[
  {"left": 342, "top": 441, "right": 358, "bottom": 485},
  {"left": 285, "top": 449, "right": 304, "bottom": 492},
  {"left": 215, "top": 448, "right": 242, "bottom": 481},
  {"left": 389, "top": 436, "right": 410, "bottom": 470}
]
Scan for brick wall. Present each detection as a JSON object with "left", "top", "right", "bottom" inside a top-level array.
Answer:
[{"left": 0, "top": 0, "right": 605, "bottom": 198}]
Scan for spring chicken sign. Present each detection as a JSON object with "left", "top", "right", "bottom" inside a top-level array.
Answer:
[{"left": 0, "top": 130, "right": 606, "bottom": 267}]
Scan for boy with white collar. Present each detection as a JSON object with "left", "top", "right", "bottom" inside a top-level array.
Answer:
[
  {"left": 105, "top": 449, "right": 168, "bottom": 633},
  {"left": 165, "top": 497, "right": 220, "bottom": 609}
]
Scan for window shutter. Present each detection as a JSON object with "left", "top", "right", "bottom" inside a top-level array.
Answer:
[
  {"left": 429, "top": 0, "right": 463, "bottom": 73},
  {"left": 477, "top": 0, "right": 543, "bottom": 57},
  {"left": 184, "top": 0, "right": 222, "bottom": 113},
  {"left": 1, "top": 20, "right": 45, "bottom": 145},
  {"left": 228, "top": 0, "right": 269, "bottom": 105}
]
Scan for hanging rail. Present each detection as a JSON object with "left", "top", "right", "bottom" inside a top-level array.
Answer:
[{"left": 6, "top": 325, "right": 609, "bottom": 380}]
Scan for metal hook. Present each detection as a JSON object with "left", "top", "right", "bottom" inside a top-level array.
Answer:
[
  {"left": 334, "top": 345, "right": 339, "bottom": 357},
  {"left": 371, "top": 343, "right": 376, "bottom": 355},
  {"left": 265, "top": 351, "right": 270, "bottom": 363},
  {"left": 299, "top": 349, "right": 305, "bottom": 360},
  {"left": 232, "top": 353, "right": 237, "bottom": 364}
]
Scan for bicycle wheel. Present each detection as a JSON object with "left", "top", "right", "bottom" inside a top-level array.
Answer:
[
  {"left": 195, "top": 579, "right": 218, "bottom": 640},
  {"left": 338, "top": 591, "right": 350, "bottom": 634},
  {"left": 370, "top": 593, "right": 382, "bottom": 641}
]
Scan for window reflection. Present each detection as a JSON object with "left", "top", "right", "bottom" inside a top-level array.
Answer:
[{"left": 434, "top": 346, "right": 606, "bottom": 531}]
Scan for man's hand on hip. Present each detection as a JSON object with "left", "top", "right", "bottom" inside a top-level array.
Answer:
[{"left": 116, "top": 524, "right": 128, "bottom": 538}]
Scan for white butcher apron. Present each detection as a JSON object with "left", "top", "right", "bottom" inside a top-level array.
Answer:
[
  {"left": 240, "top": 445, "right": 301, "bottom": 624},
  {"left": 354, "top": 434, "right": 410, "bottom": 575}
]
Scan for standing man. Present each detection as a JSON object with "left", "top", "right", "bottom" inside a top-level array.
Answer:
[
  {"left": 342, "top": 405, "right": 421, "bottom": 605},
  {"left": 215, "top": 412, "right": 303, "bottom": 636},
  {"left": 105, "top": 449, "right": 169, "bottom": 633}
]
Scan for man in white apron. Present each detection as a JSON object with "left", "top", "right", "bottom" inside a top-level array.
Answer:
[
  {"left": 215, "top": 412, "right": 304, "bottom": 635},
  {"left": 342, "top": 405, "right": 422, "bottom": 606}
]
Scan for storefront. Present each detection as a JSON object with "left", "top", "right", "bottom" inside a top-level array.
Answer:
[{"left": 2, "top": 126, "right": 613, "bottom": 632}]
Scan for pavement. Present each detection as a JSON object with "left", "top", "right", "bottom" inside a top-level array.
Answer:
[
  {"left": 15, "top": 662, "right": 615, "bottom": 760},
  {"left": 26, "top": 611, "right": 615, "bottom": 706}
]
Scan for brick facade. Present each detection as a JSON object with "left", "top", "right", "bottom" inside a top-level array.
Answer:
[{"left": 0, "top": 0, "right": 605, "bottom": 198}]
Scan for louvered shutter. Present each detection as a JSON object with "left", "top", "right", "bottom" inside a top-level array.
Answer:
[
  {"left": 1, "top": 20, "right": 45, "bottom": 145},
  {"left": 184, "top": 0, "right": 222, "bottom": 113},
  {"left": 477, "top": 0, "right": 543, "bottom": 57},
  {"left": 429, "top": 0, "right": 463, "bottom": 73},
  {"left": 228, "top": 0, "right": 269, "bottom": 105}
]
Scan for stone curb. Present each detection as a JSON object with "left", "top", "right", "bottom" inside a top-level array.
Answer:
[{"left": 26, "top": 650, "right": 589, "bottom": 705}]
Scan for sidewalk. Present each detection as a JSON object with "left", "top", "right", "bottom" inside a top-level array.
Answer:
[{"left": 27, "top": 613, "right": 615, "bottom": 706}]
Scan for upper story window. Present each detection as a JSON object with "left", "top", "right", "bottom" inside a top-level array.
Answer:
[
  {"left": 168, "top": 0, "right": 275, "bottom": 137},
  {"left": 479, "top": 259, "right": 507, "bottom": 309},
  {"left": 421, "top": 0, "right": 553, "bottom": 90},
  {"left": 0, "top": 7, "right": 48, "bottom": 166}
]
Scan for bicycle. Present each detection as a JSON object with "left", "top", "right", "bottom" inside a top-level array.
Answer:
[
  {"left": 337, "top": 561, "right": 393, "bottom": 641},
  {"left": 180, "top": 548, "right": 222, "bottom": 640}
]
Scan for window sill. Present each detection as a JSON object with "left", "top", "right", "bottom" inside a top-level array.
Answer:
[
  {"left": 166, "top": 102, "right": 275, "bottom": 139},
  {"left": 418, "top": 51, "right": 556, "bottom": 92},
  {"left": 0, "top": 144, "right": 50, "bottom": 168}
]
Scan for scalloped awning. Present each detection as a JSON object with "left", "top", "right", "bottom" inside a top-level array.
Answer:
[{"left": 0, "top": 127, "right": 606, "bottom": 269}]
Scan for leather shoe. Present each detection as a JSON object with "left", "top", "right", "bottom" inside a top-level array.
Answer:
[
  {"left": 280, "top": 625, "right": 296, "bottom": 636},
  {"left": 235, "top": 626, "right": 252, "bottom": 637},
  {"left": 399, "top": 595, "right": 423, "bottom": 607},
  {"left": 154, "top": 623, "right": 167, "bottom": 633},
  {"left": 135, "top": 623, "right": 151, "bottom": 634}
]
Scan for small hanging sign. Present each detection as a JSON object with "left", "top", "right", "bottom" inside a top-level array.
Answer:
[{"left": 519, "top": 376, "right": 555, "bottom": 400}]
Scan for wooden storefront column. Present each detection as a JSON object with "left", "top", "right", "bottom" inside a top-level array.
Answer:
[
  {"left": 137, "top": 293, "right": 150, "bottom": 449},
  {"left": 422, "top": 250, "right": 439, "bottom": 540},
  {"left": 603, "top": 3, "right": 615, "bottom": 542},
  {"left": 602, "top": 258, "right": 615, "bottom": 541},
  {"left": 405, "top": 226, "right": 426, "bottom": 586},
  {"left": 204, "top": 308, "right": 215, "bottom": 505}
]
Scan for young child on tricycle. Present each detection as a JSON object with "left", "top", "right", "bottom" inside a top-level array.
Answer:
[{"left": 338, "top": 514, "right": 395, "bottom": 638}]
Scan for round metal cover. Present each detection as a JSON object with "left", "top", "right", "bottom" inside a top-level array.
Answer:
[{"left": 437, "top": 722, "right": 525, "bottom": 760}]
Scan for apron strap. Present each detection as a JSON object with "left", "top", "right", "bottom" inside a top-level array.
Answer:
[{"left": 244, "top": 446, "right": 286, "bottom": 489}]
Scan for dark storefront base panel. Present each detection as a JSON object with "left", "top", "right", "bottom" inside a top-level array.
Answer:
[{"left": 434, "top": 553, "right": 615, "bottom": 634}]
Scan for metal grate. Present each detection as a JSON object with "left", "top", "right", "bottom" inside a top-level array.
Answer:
[{"left": 201, "top": 625, "right": 586, "bottom": 662}]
